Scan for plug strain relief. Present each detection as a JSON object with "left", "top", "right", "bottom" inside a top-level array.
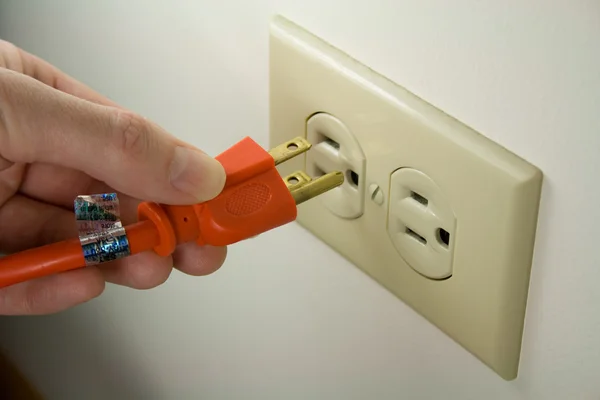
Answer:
[{"left": 137, "top": 202, "right": 177, "bottom": 257}]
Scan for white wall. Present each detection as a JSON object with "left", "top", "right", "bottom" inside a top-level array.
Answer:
[{"left": 0, "top": 1, "right": 599, "bottom": 399}]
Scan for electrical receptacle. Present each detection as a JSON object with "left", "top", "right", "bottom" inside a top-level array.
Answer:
[
  {"left": 269, "top": 15, "right": 542, "bottom": 380},
  {"left": 388, "top": 167, "right": 456, "bottom": 280},
  {"left": 306, "top": 112, "right": 366, "bottom": 219}
]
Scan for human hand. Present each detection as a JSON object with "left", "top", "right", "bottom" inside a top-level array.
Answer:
[{"left": 0, "top": 40, "right": 227, "bottom": 315}]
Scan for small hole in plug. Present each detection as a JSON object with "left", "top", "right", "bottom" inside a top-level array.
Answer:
[
  {"left": 287, "top": 143, "right": 298, "bottom": 151},
  {"left": 287, "top": 177, "right": 299, "bottom": 185},
  {"left": 347, "top": 170, "right": 359, "bottom": 187},
  {"left": 437, "top": 228, "right": 450, "bottom": 247}
]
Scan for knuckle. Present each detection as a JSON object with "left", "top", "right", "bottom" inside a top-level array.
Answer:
[
  {"left": 0, "top": 40, "right": 21, "bottom": 69},
  {"left": 110, "top": 111, "right": 153, "bottom": 158},
  {"left": 0, "top": 71, "right": 27, "bottom": 157}
]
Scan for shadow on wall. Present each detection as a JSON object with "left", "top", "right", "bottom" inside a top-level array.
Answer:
[
  {"left": 0, "top": 347, "right": 43, "bottom": 399},
  {"left": 0, "top": 303, "right": 165, "bottom": 400}
]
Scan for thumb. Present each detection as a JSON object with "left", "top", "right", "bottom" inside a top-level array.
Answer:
[{"left": 0, "top": 68, "right": 225, "bottom": 204}]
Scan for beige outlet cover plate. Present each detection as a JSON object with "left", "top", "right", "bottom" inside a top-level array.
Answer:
[{"left": 269, "top": 15, "right": 542, "bottom": 380}]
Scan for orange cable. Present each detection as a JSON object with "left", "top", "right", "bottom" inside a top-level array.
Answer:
[{"left": 0, "top": 137, "right": 304, "bottom": 288}]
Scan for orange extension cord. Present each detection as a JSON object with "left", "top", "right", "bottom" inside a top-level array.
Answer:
[{"left": 0, "top": 136, "right": 330, "bottom": 289}]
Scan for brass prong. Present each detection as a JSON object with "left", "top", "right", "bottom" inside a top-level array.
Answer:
[
  {"left": 269, "top": 137, "right": 311, "bottom": 166},
  {"left": 284, "top": 170, "right": 344, "bottom": 205}
]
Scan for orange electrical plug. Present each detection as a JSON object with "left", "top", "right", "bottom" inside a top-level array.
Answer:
[{"left": 0, "top": 137, "right": 343, "bottom": 289}]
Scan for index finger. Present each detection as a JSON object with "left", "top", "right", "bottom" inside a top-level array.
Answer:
[
  {"left": 0, "top": 39, "right": 119, "bottom": 107},
  {"left": 0, "top": 69, "right": 225, "bottom": 205}
]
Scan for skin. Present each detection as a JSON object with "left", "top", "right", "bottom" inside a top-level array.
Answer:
[{"left": 0, "top": 40, "right": 228, "bottom": 315}]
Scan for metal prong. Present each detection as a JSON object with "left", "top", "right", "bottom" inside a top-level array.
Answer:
[
  {"left": 284, "top": 170, "right": 312, "bottom": 190},
  {"left": 284, "top": 170, "right": 344, "bottom": 205},
  {"left": 269, "top": 137, "right": 312, "bottom": 166}
]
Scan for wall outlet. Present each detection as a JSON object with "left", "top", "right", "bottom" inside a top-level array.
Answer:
[
  {"left": 388, "top": 167, "right": 457, "bottom": 280},
  {"left": 269, "top": 15, "right": 543, "bottom": 380},
  {"left": 306, "top": 112, "right": 366, "bottom": 219}
]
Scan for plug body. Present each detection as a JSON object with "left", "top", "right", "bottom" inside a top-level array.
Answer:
[{"left": 0, "top": 136, "right": 343, "bottom": 288}]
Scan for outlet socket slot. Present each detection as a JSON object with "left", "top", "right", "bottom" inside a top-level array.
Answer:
[
  {"left": 406, "top": 227, "right": 427, "bottom": 245},
  {"left": 437, "top": 228, "right": 450, "bottom": 247},
  {"left": 410, "top": 191, "right": 428, "bottom": 207},
  {"left": 348, "top": 170, "right": 359, "bottom": 187}
]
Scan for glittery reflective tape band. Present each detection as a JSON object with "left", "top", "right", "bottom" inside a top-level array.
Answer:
[{"left": 74, "top": 193, "right": 131, "bottom": 266}]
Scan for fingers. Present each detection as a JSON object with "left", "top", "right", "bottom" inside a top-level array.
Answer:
[
  {"left": 172, "top": 243, "right": 227, "bottom": 276},
  {"left": 18, "top": 163, "right": 96, "bottom": 208},
  {"left": 0, "top": 68, "right": 226, "bottom": 205},
  {"left": 0, "top": 196, "right": 225, "bottom": 290},
  {"left": 101, "top": 243, "right": 227, "bottom": 289},
  {"left": 0, "top": 39, "right": 119, "bottom": 107},
  {"left": 0, "top": 267, "right": 105, "bottom": 315},
  {"left": 0, "top": 160, "right": 25, "bottom": 207},
  {"left": 97, "top": 245, "right": 228, "bottom": 288},
  {"left": 0, "top": 196, "right": 167, "bottom": 289},
  {"left": 99, "top": 251, "right": 173, "bottom": 290},
  {"left": 17, "top": 163, "right": 142, "bottom": 224},
  {"left": 0, "top": 242, "right": 227, "bottom": 315},
  {"left": 0, "top": 42, "right": 229, "bottom": 313},
  {"left": 0, "top": 195, "right": 165, "bottom": 289},
  {"left": 0, "top": 195, "right": 75, "bottom": 253}
]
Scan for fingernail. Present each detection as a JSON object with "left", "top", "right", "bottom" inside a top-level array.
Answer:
[{"left": 170, "top": 147, "right": 226, "bottom": 201}]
